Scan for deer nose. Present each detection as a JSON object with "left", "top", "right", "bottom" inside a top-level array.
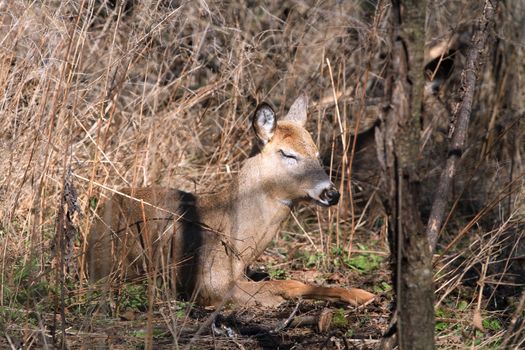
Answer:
[{"left": 321, "top": 185, "right": 340, "bottom": 206}]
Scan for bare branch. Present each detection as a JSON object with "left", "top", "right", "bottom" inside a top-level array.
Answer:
[{"left": 426, "top": 0, "right": 499, "bottom": 252}]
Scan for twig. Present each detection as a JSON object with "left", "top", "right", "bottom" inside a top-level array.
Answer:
[
  {"left": 270, "top": 301, "right": 300, "bottom": 333},
  {"left": 500, "top": 289, "right": 525, "bottom": 348}
]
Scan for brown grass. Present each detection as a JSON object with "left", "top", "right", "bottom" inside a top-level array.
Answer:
[{"left": 0, "top": 1, "right": 523, "bottom": 349}]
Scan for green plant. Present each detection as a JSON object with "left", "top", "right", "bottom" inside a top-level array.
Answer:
[
  {"left": 344, "top": 249, "right": 383, "bottom": 273},
  {"left": 118, "top": 284, "right": 148, "bottom": 312},
  {"left": 332, "top": 308, "right": 349, "bottom": 328},
  {"left": 296, "top": 250, "right": 325, "bottom": 269},
  {"left": 434, "top": 307, "right": 451, "bottom": 332},
  {"left": 457, "top": 300, "right": 469, "bottom": 311},
  {"left": 89, "top": 196, "right": 98, "bottom": 210},
  {"left": 329, "top": 244, "right": 384, "bottom": 273},
  {"left": 435, "top": 308, "right": 447, "bottom": 318},
  {"left": 268, "top": 267, "right": 287, "bottom": 280},
  {"left": 468, "top": 329, "right": 502, "bottom": 348},
  {"left": 482, "top": 318, "right": 502, "bottom": 331},
  {"left": 10, "top": 258, "right": 49, "bottom": 306},
  {"left": 373, "top": 281, "right": 392, "bottom": 294},
  {"left": 435, "top": 321, "right": 449, "bottom": 332},
  {"left": 175, "top": 300, "right": 193, "bottom": 318},
  {"left": 132, "top": 327, "right": 166, "bottom": 339},
  {"left": 0, "top": 307, "right": 24, "bottom": 325}
]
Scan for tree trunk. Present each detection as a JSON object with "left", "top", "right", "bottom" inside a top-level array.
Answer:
[{"left": 378, "top": 0, "right": 435, "bottom": 348}]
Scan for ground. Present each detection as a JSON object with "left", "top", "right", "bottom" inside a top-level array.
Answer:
[
  {"left": 2, "top": 228, "right": 394, "bottom": 350},
  {"left": 2, "top": 221, "right": 514, "bottom": 349}
]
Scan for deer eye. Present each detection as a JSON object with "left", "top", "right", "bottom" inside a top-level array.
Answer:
[{"left": 279, "top": 150, "right": 298, "bottom": 162}]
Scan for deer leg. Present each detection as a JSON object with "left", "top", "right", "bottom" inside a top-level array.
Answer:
[{"left": 230, "top": 280, "right": 375, "bottom": 307}]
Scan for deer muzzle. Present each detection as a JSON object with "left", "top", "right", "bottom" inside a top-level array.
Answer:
[
  {"left": 319, "top": 185, "right": 340, "bottom": 206},
  {"left": 307, "top": 181, "right": 340, "bottom": 207}
]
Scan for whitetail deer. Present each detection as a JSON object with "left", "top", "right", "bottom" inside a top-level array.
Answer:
[{"left": 87, "top": 94, "right": 375, "bottom": 307}]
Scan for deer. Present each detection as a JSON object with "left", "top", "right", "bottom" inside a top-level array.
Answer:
[{"left": 87, "top": 94, "right": 375, "bottom": 308}]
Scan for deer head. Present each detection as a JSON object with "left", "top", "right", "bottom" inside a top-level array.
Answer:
[{"left": 252, "top": 94, "right": 340, "bottom": 208}]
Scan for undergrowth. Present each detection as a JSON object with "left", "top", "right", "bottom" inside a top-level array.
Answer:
[{"left": 0, "top": 0, "right": 523, "bottom": 349}]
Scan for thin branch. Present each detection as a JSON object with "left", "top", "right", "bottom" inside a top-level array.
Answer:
[{"left": 426, "top": 0, "right": 498, "bottom": 252}]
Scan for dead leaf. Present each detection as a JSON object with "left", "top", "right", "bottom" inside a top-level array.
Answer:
[
  {"left": 472, "top": 309, "right": 484, "bottom": 332},
  {"left": 317, "top": 309, "right": 333, "bottom": 332}
]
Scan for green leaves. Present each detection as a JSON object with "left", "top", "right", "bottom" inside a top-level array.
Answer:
[
  {"left": 373, "top": 281, "right": 392, "bottom": 294},
  {"left": 119, "top": 284, "right": 148, "bottom": 312},
  {"left": 458, "top": 300, "right": 469, "bottom": 311},
  {"left": 328, "top": 244, "right": 384, "bottom": 274},
  {"left": 482, "top": 318, "right": 502, "bottom": 331},
  {"left": 343, "top": 245, "right": 383, "bottom": 273},
  {"left": 268, "top": 267, "right": 287, "bottom": 280}
]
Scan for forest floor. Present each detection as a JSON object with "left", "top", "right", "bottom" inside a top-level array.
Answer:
[
  {"left": 1, "top": 1, "right": 523, "bottom": 349},
  {"left": 3, "top": 229, "right": 394, "bottom": 350},
  {"left": 2, "top": 228, "right": 512, "bottom": 349}
]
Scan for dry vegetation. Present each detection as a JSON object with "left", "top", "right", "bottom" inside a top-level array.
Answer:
[{"left": 0, "top": 0, "right": 524, "bottom": 349}]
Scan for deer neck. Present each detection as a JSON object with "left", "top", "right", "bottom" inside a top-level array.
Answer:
[{"left": 199, "top": 153, "right": 292, "bottom": 264}]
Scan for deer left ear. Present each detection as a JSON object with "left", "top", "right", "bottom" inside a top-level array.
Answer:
[
  {"left": 282, "top": 93, "right": 308, "bottom": 126},
  {"left": 253, "top": 103, "right": 276, "bottom": 144}
]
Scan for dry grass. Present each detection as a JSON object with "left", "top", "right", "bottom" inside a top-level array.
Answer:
[{"left": 0, "top": 1, "right": 524, "bottom": 349}]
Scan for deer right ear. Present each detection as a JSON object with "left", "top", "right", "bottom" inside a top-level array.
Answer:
[
  {"left": 253, "top": 103, "right": 276, "bottom": 144},
  {"left": 282, "top": 93, "right": 308, "bottom": 126}
]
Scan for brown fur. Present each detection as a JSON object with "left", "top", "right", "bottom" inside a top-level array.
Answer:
[{"left": 87, "top": 95, "right": 375, "bottom": 307}]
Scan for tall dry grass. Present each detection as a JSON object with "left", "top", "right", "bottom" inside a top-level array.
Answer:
[
  {"left": 0, "top": 0, "right": 523, "bottom": 348},
  {"left": 0, "top": 0, "right": 380, "bottom": 287}
]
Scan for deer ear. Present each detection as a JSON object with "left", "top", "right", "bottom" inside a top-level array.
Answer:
[
  {"left": 282, "top": 93, "right": 308, "bottom": 126},
  {"left": 253, "top": 103, "right": 276, "bottom": 144}
]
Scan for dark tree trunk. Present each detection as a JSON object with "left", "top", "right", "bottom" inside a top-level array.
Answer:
[{"left": 378, "top": 0, "right": 435, "bottom": 348}]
